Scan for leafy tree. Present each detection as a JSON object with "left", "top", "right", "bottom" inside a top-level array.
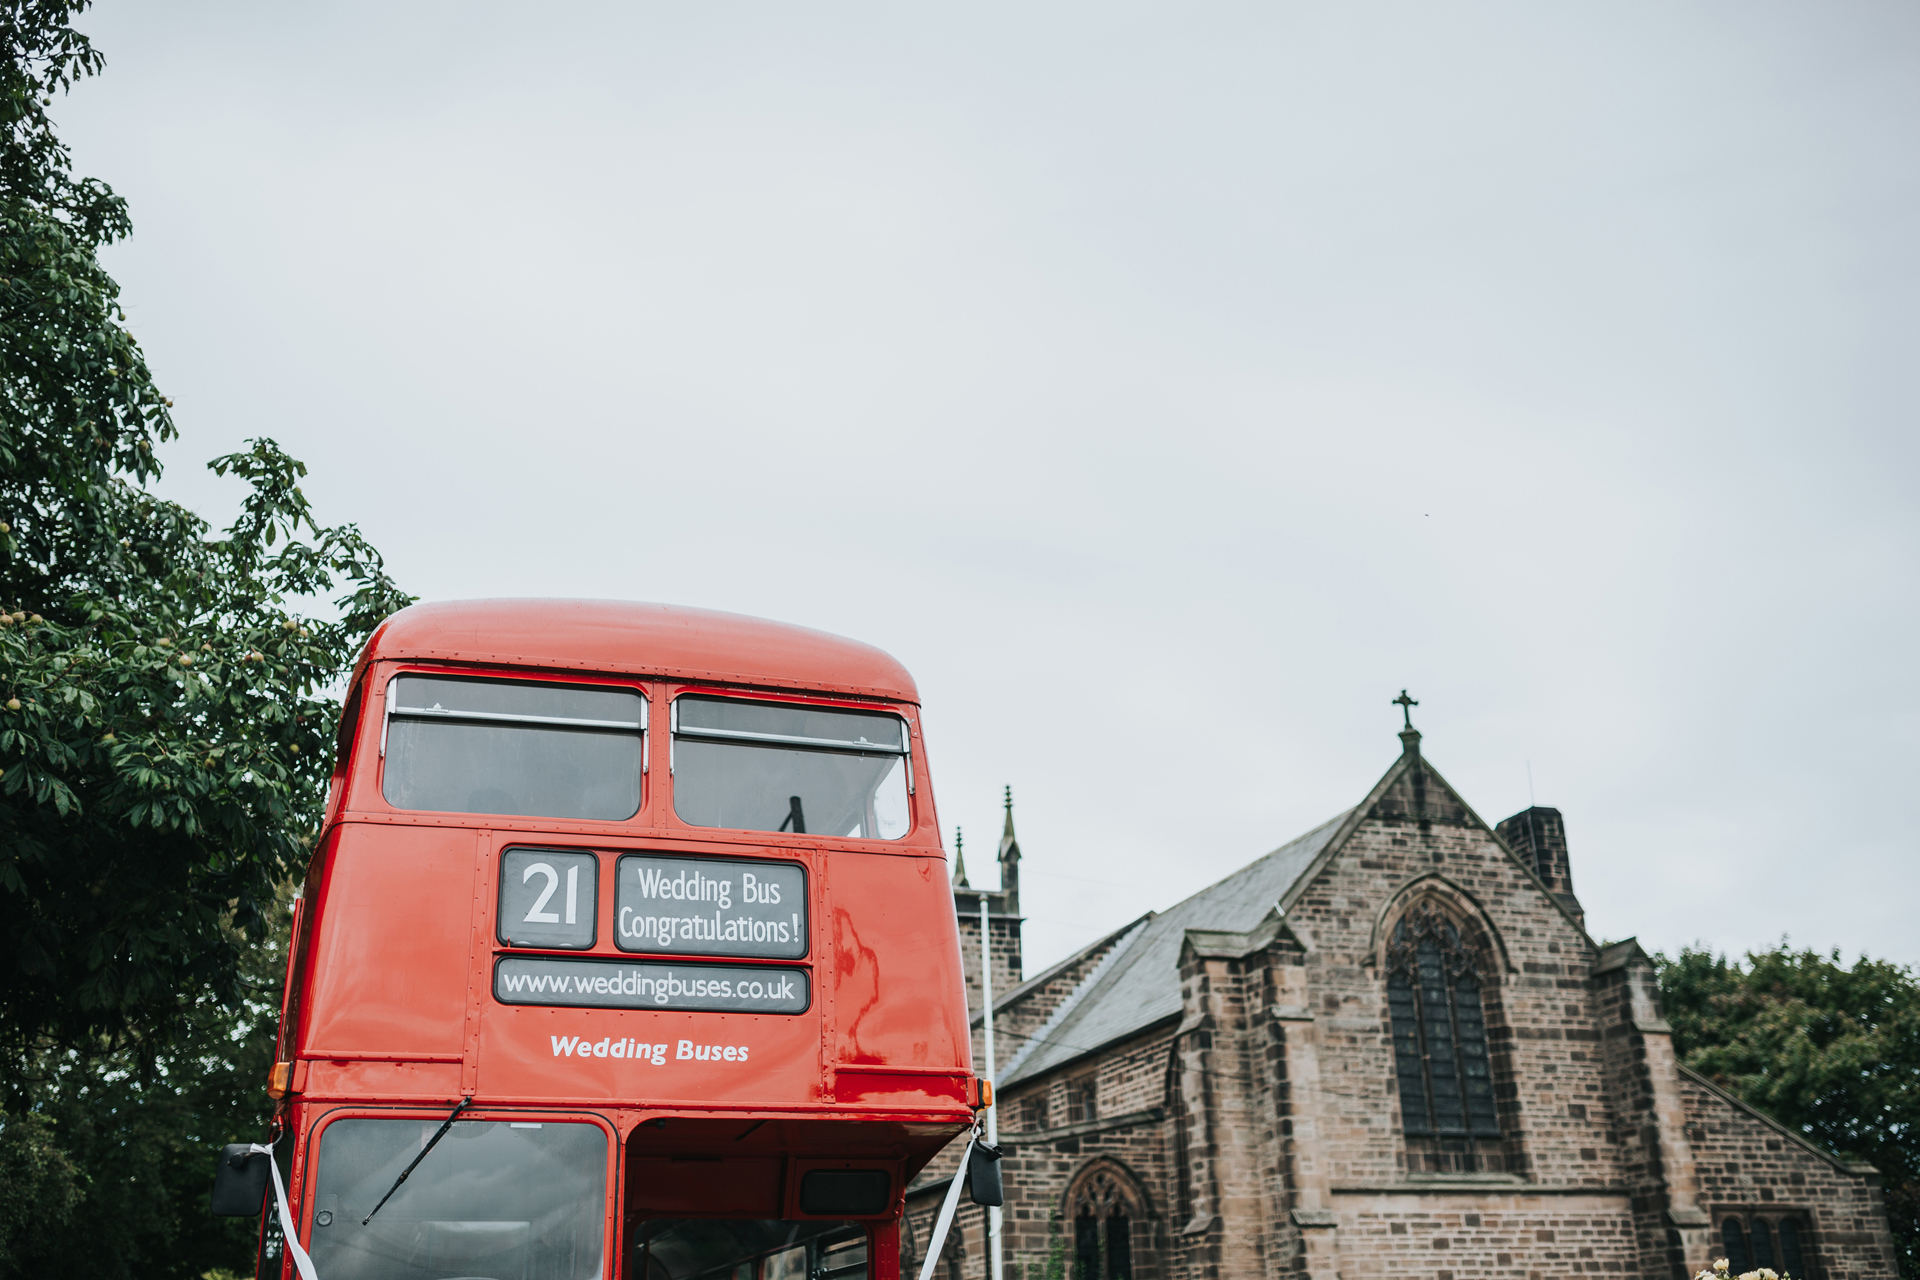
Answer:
[
  {"left": 0, "top": 440, "right": 407, "bottom": 1078},
  {"left": 0, "top": 1109, "right": 81, "bottom": 1272},
  {"left": 0, "top": 1, "right": 410, "bottom": 1079},
  {"left": 1659, "top": 944, "right": 1920, "bottom": 1278},
  {"left": 2, "top": 903, "right": 286, "bottom": 1279},
  {"left": 0, "top": 4, "right": 407, "bottom": 1274}
]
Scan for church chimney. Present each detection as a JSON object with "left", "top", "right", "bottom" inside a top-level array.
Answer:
[{"left": 1496, "top": 806, "right": 1583, "bottom": 927}]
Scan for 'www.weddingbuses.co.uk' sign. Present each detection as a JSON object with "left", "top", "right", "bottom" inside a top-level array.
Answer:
[
  {"left": 614, "top": 853, "right": 807, "bottom": 960},
  {"left": 494, "top": 956, "right": 810, "bottom": 1014}
]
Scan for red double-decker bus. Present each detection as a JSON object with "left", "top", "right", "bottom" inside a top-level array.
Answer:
[{"left": 225, "top": 601, "right": 985, "bottom": 1280}]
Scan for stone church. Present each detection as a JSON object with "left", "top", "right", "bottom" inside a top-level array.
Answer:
[{"left": 905, "top": 716, "right": 1898, "bottom": 1280}]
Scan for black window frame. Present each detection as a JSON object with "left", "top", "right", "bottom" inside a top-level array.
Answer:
[
  {"left": 302, "top": 1107, "right": 615, "bottom": 1280},
  {"left": 1065, "top": 1077, "right": 1098, "bottom": 1126},
  {"left": 667, "top": 692, "right": 914, "bottom": 841},
  {"left": 1385, "top": 905, "right": 1501, "bottom": 1141},
  {"left": 1720, "top": 1212, "right": 1813, "bottom": 1278},
  {"left": 379, "top": 671, "right": 649, "bottom": 822}
]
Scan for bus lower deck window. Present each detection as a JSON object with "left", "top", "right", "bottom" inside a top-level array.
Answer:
[
  {"left": 308, "top": 1118, "right": 607, "bottom": 1280},
  {"left": 672, "top": 696, "right": 909, "bottom": 840},
  {"left": 383, "top": 675, "right": 645, "bottom": 821},
  {"left": 631, "top": 1218, "right": 868, "bottom": 1280}
]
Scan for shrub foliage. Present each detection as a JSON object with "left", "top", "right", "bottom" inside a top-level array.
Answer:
[{"left": 1659, "top": 944, "right": 1920, "bottom": 1278}]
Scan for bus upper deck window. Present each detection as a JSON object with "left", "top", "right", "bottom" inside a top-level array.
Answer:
[
  {"left": 672, "top": 696, "right": 910, "bottom": 840},
  {"left": 383, "top": 675, "right": 645, "bottom": 821}
]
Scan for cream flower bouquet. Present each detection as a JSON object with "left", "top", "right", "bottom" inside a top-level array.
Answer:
[{"left": 1694, "top": 1260, "right": 1790, "bottom": 1280}]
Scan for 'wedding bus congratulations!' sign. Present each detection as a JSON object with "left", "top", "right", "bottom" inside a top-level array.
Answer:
[{"left": 613, "top": 853, "right": 808, "bottom": 959}]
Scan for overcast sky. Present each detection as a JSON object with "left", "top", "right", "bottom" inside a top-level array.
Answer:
[{"left": 57, "top": 2, "right": 1920, "bottom": 974}]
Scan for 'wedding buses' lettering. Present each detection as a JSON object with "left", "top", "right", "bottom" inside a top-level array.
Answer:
[
  {"left": 615, "top": 854, "right": 807, "bottom": 960},
  {"left": 545, "top": 1037, "right": 754, "bottom": 1065}
]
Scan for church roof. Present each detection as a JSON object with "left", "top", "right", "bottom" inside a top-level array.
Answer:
[{"left": 999, "top": 807, "right": 1354, "bottom": 1088}]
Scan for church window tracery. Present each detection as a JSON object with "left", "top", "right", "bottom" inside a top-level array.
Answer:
[
  {"left": 1385, "top": 904, "right": 1500, "bottom": 1140},
  {"left": 1064, "top": 1163, "right": 1143, "bottom": 1280}
]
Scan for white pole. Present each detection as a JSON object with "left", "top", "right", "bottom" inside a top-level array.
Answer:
[{"left": 980, "top": 897, "right": 1002, "bottom": 1280}]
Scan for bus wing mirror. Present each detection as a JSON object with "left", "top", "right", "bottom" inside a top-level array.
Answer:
[
  {"left": 967, "top": 1140, "right": 1004, "bottom": 1207},
  {"left": 210, "top": 1144, "right": 272, "bottom": 1216}
]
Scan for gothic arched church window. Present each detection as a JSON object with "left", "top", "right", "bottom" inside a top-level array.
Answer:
[
  {"left": 1722, "top": 1217, "right": 1750, "bottom": 1273},
  {"left": 1385, "top": 905, "right": 1501, "bottom": 1139},
  {"left": 1779, "top": 1217, "right": 1807, "bottom": 1276},
  {"left": 1074, "top": 1213, "right": 1100, "bottom": 1279},
  {"left": 1071, "top": 1210, "right": 1131, "bottom": 1280},
  {"left": 1105, "top": 1209, "right": 1132, "bottom": 1280},
  {"left": 1065, "top": 1163, "right": 1142, "bottom": 1280}
]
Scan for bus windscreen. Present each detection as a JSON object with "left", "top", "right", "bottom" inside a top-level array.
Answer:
[
  {"left": 383, "top": 675, "right": 644, "bottom": 821},
  {"left": 307, "top": 1118, "right": 607, "bottom": 1280},
  {"left": 672, "top": 697, "right": 909, "bottom": 840}
]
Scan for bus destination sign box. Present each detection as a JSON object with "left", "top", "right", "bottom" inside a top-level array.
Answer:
[
  {"left": 494, "top": 955, "right": 811, "bottom": 1014},
  {"left": 614, "top": 853, "right": 807, "bottom": 959}
]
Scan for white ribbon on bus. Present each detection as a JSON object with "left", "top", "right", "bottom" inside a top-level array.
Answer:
[
  {"left": 914, "top": 1127, "right": 978, "bottom": 1280},
  {"left": 248, "top": 1142, "right": 320, "bottom": 1280}
]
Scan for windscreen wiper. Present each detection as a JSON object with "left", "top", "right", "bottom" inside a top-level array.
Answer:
[
  {"left": 362, "top": 1095, "right": 472, "bottom": 1226},
  {"left": 778, "top": 795, "right": 806, "bottom": 834}
]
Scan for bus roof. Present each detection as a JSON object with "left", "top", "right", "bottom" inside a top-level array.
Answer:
[{"left": 362, "top": 599, "right": 920, "bottom": 703}]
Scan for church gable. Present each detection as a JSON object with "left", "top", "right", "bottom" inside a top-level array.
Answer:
[
  {"left": 1262, "top": 736, "right": 1607, "bottom": 1194},
  {"left": 1362, "top": 750, "right": 1474, "bottom": 827},
  {"left": 1279, "top": 731, "right": 1589, "bottom": 960}
]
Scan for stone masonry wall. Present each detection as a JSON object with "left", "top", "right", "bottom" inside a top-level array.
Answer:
[
  {"left": 1286, "top": 805, "right": 1618, "bottom": 1190},
  {"left": 907, "top": 1025, "right": 1175, "bottom": 1280},
  {"left": 1170, "top": 948, "right": 1270, "bottom": 1280},
  {"left": 1682, "top": 1075, "right": 1898, "bottom": 1280},
  {"left": 956, "top": 904, "right": 1024, "bottom": 1071},
  {"left": 1323, "top": 1193, "right": 1642, "bottom": 1279}
]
